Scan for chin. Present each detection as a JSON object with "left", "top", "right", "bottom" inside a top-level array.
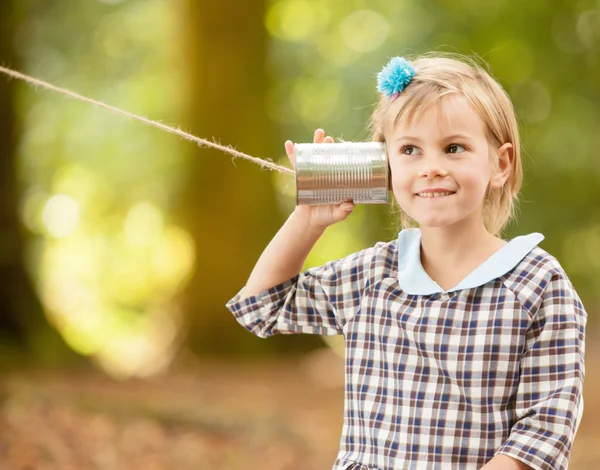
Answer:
[
  {"left": 415, "top": 219, "right": 458, "bottom": 229},
  {"left": 405, "top": 211, "right": 459, "bottom": 228}
]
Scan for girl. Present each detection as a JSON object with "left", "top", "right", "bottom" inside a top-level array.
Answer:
[{"left": 226, "top": 54, "right": 586, "bottom": 470}]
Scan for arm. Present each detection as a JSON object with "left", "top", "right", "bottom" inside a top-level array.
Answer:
[
  {"left": 495, "top": 270, "right": 586, "bottom": 470},
  {"left": 227, "top": 235, "right": 382, "bottom": 337},
  {"left": 227, "top": 129, "right": 371, "bottom": 338},
  {"left": 240, "top": 129, "right": 354, "bottom": 299},
  {"left": 240, "top": 207, "right": 345, "bottom": 299}
]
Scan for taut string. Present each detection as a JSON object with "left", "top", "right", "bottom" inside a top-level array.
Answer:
[{"left": 0, "top": 64, "right": 294, "bottom": 176}]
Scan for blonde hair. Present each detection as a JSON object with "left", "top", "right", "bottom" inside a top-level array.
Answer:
[{"left": 370, "top": 53, "right": 522, "bottom": 236}]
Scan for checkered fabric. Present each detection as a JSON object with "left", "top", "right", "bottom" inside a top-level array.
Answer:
[{"left": 226, "top": 229, "right": 586, "bottom": 470}]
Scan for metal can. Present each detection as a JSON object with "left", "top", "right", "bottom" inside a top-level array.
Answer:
[{"left": 294, "top": 142, "right": 389, "bottom": 205}]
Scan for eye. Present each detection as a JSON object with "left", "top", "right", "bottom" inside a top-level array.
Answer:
[
  {"left": 400, "top": 145, "right": 422, "bottom": 156},
  {"left": 447, "top": 144, "right": 466, "bottom": 154}
]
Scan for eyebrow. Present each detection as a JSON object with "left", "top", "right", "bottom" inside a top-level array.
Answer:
[
  {"left": 395, "top": 134, "right": 472, "bottom": 143},
  {"left": 395, "top": 135, "right": 424, "bottom": 143}
]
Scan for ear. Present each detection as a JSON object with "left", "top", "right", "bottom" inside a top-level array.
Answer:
[{"left": 490, "top": 143, "right": 513, "bottom": 189}]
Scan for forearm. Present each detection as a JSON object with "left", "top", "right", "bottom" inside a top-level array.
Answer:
[
  {"left": 240, "top": 210, "right": 324, "bottom": 298},
  {"left": 481, "top": 454, "right": 533, "bottom": 470}
]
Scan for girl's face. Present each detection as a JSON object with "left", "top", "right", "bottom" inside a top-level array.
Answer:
[{"left": 387, "top": 96, "right": 507, "bottom": 231}]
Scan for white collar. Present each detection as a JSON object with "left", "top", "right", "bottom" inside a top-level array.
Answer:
[{"left": 397, "top": 228, "right": 545, "bottom": 295}]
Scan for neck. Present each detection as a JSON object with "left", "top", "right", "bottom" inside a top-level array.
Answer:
[
  {"left": 421, "top": 223, "right": 494, "bottom": 258},
  {"left": 419, "top": 220, "right": 505, "bottom": 287}
]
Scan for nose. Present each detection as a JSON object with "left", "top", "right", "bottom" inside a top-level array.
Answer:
[{"left": 418, "top": 158, "right": 448, "bottom": 179}]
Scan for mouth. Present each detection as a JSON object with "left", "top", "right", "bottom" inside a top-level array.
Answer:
[{"left": 415, "top": 191, "right": 456, "bottom": 198}]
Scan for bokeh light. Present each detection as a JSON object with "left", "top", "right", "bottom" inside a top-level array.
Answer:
[
  {"left": 339, "top": 10, "right": 390, "bottom": 53},
  {"left": 42, "top": 195, "right": 80, "bottom": 238}
]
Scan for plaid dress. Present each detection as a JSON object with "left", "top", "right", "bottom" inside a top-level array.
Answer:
[{"left": 226, "top": 229, "right": 586, "bottom": 470}]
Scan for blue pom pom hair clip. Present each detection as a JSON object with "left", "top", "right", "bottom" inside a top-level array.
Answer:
[{"left": 376, "top": 57, "right": 416, "bottom": 102}]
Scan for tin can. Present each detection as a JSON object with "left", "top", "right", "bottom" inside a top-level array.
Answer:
[{"left": 294, "top": 142, "right": 389, "bottom": 205}]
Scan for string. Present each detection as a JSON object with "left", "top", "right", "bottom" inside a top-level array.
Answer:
[{"left": 0, "top": 64, "right": 295, "bottom": 176}]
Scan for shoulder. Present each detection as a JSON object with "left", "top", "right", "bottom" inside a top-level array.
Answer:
[
  {"left": 348, "top": 238, "right": 399, "bottom": 279},
  {"left": 371, "top": 238, "right": 399, "bottom": 268},
  {"left": 512, "top": 245, "right": 569, "bottom": 282},
  {"left": 359, "top": 237, "right": 399, "bottom": 282},
  {"left": 516, "top": 245, "right": 565, "bottom": 276},
  {"left": 503, "top": 244, "right": 584, "bottom": 316}
]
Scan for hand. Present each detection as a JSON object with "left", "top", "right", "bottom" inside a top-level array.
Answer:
[{"left": 285, "top": 129, "right": 355, "bottom": 231}]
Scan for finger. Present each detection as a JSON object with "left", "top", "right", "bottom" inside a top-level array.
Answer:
[
  {"left": 313, "top": 128, "right": 325, "bottom": 143},
  {"left": 335, "top": 201, "right": 355, "bottom": 220},
  {"left": 284, "top": 140, "right": 295, "bottom": 168},
  {"left": 341, "top": 201, "right": 354, "bottom": 212},
  {"left": 323, "top": 136, "right": 334, "bottom": 144}
]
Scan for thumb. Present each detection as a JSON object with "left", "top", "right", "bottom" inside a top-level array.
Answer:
[
  {"left": 284, "top": 140, "right": 295, "bottom": 169},
  {"left": 336, "top": 201, "right": 355, "bottom": 219}
]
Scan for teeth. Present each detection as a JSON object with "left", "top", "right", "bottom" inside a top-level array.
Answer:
[{"left": 417, "top": 191, "right": 454, "bottom": 198}]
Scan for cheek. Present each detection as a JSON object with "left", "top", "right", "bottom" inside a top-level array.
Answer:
[
  {"left": 388, "top": 158, "right": 410, "bottom": 181},
  {"left": 388, "top": 162, "right": 412, "bottom": 194},
  {"left": 460, "top": 165, "right": 493, "bottom": 196}
]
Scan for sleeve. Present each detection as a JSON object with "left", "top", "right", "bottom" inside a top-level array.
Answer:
[
  {"left": 497, "top": 271, "right": 587, "bottom": 470},
  {"left": 225, "top": 242, "right": 387, "bottom": 338}
]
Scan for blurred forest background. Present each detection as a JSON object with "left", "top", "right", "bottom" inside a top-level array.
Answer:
[{"left": 0, "top": 0, "right": 599, "bottom": 468}]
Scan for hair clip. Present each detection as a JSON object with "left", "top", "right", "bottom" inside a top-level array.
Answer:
[{"left": 376, "top": 57, "right": 416, "bottom": 102}]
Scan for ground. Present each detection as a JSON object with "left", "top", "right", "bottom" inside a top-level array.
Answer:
[{"left": 1, "top": 344, "right": 598, "bottom": 470}]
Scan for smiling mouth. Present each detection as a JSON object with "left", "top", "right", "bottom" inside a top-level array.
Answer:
[{"left": 415, "top": 191, "right": 456, "bottom": 198}]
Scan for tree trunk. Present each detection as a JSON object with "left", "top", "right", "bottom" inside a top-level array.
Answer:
[
  {"left": 178, "top": 1, "right": 322, "bottom": 355},
  {"left": 0, "top": 2, "right": 79, "bottom": 364}
]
